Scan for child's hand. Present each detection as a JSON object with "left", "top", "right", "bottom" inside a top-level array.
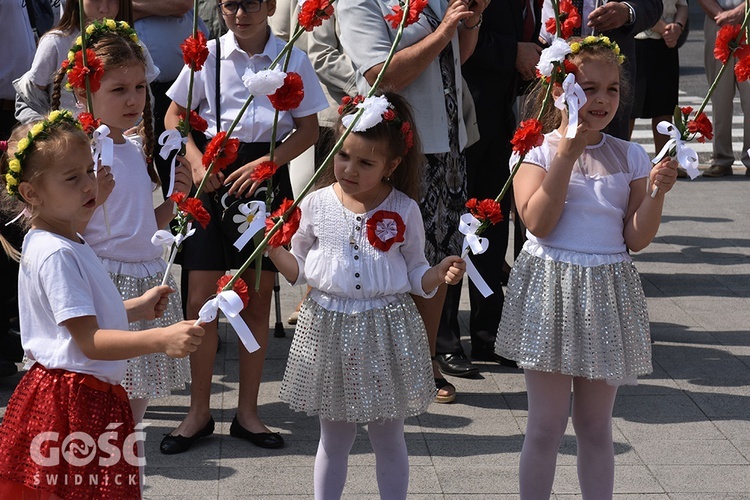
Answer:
[
  {"left": 224, "top": 157, "right": 268, "bottom": 198},
  {"left": 556, "top": 122, "right": 590, "bottom": 163},
  {"left": 162, "top": 320, "right": 204, "bottom": 358},
  {"left": 650, "top": 157, "right": 679, "bottom": 195},
  {"left": 188, "top": 151, "right": 224, "bottom": 193},
  {"left": 140, "top": 285, "right": 174, "bottom": 320},
  {"left": 440, "top": 256, "right": 466, "bottom": 285},
  {"left": 172, "top": 155, "right": 193, "bottom": 195},
  {"left": 96, "top": 164, "right": 115, "bottom": 206}
]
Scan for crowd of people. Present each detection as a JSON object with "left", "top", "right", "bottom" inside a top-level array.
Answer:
[{"left": 0, "top": 0, "right": 746, "bottom": 498}]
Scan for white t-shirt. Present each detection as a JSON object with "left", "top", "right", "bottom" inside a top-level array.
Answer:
[
  {"left": 519, "top": 131, "right": 651, "bottom": 257},
  {"left": 19, "top": 230, "right": 129, "bottom": 384},
  {"left": 166, "top": 30, "right": 328, "bottom": 142},
  {"left": 289, "top": 186, "right": 436, "bottom": 314},
  {"left": 83, "top": 137, "right": 162, "bottom": 263}
]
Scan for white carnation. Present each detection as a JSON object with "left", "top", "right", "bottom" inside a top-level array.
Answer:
[
  {"left": 341, "top": 95, "right": 392, "bottom": 132},
  {"left": 242, "top": 68, "right": 287, "bottom": 96},
  {"left": 536, "top": 38, "right": 572, "bottom": 77}
]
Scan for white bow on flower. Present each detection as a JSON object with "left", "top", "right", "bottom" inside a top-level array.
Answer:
[
  {"left": 242, "top": 67, "right": 286, "bottom": 96},
  {"left": 195, "top": 291, "right": 260, "bottom": 352},
  {"left": 233, "top": 201, "right": 267, "bottom": 251},
  {"left": 652, "top": 121, "right": 699, "bottom": 180},
  {"left": 555, "top": 73, "right": 587, "bottom": 139},
  {"left": 458, "top": 213, "right": 493, "bottom": 298},
  {"left": 158, "top": 130, "right": 188, "bottom": 197},
  {"left": 341, "top": 95, "right": 391, "bottom": 132},
  {"left": 92, "top": 124, "right": 113, "bottom": 168},
  {"left": 152, "top": 224, "right": 195, "bottom": 286},
  {"left": 374, "top": 217, "right": 399, "bottom": 242}
]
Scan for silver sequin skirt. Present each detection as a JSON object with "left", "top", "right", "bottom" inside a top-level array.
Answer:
[
  {"left": 280, "top": 292, "right": 435, "bottom": 422},
  {"left": 106, "top": 261, "right": 191, "bottom": 399},
  {"left": 496, "top": 250, "right": 652, "bottom": 384}
]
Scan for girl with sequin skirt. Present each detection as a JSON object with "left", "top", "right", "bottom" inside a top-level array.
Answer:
[
  {"left": 51, "top": 24, "right": 193, "bottom": 433},
  {"left": 268, "top": 93, "right": 466, "bottom": 500},
  {"left": 0, "top": 112, "right": 203, "bottom": 499},
  {"left": 495, "top": 37, "right": 679, "bottom": 499}
]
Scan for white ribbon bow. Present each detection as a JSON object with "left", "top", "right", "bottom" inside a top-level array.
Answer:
[
  {"left": 92, "top": 124, "right": 113, "bottom": 169},
  {"left": 554, "top": 73, "right": 587, "bottom": 139},
  {"left": 341, "top": 96, "right": 391, "bottom": 132},
  {"left": 458, "top": 213, "right": 493, "bottom": 298},
  {"left": 158, "top": 130, "right": 188, "bottom": 197},
  {"left": 374, "top": 217, "right": 398, "bottom": 242},
  {"left": 652, "top": 121, "right": 699, "bottom": 179},
  {"left": 196, "top": 291, "right": 260, "bottom": 353},
  {"left": 151, "top": 227, "right": 196, "bottom": 249},
  {"left": 233, "top": 201, "right": 267, "bottom": 251}
]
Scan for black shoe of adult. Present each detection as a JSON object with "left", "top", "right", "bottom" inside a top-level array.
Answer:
[
  {"left": 230, "top": 415, "right": 284, "bottom": 449},
  {"left": 434, "top": 353, "right": 480, "bottom": 378},
  {"left": 160, "top": 417, "right": 215, "bottom": 455},
  {"left": 471, "top": 349, "right": 519, "bottom": 369}
]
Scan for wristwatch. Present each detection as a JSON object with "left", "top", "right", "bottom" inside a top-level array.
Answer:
[{"left": 623, "top": 2, "right": 635, "bottom": 25}]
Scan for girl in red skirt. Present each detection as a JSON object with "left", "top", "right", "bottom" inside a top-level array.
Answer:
[{"left": 0, "top": 111, "right": 204, "bottom": 499}]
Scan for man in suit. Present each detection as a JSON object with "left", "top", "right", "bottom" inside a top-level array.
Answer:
[
  {"left": 434, "top": 0, "right": 542, "bottom": 377},
  {"left": 539, "top": 0, "right": 663, "bottom": 139}
]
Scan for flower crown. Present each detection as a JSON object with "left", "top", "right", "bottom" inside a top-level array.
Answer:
[
  {"left": 569, "top": 35, "right": 625, "bottom": 65},
  {"left": 4, "top": 110, "right": 83, "bottom": 198},
  {"left": 338, "top": 95, "right": 415, "bottom": 155},
  {"left": 63, "top": 18, "right": 140, "bottom": 91}
]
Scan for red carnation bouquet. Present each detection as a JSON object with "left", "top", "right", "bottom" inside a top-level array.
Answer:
[
  {"left": 217, "top": 275, "right": 250, "bottom": 308},
  {"left": 202, "top": 132, "right": 240, "bottom": 173},
  {"left": 265, "top": 199, "right": 302, "bottom": 247},
  {"left": 268, "top": 72, "right": 305, "bottom": 111},
  {"left": 181, "top": 31, "right": 209, "bottom": 71},
  {"left": 170, "top": 192, "right": 211, "bottom": 229},
  {"left": 298, "top": 0, "right": 334, "bottom": 31}
]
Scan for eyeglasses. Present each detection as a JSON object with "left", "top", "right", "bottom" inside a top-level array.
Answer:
[{"left": 218, "top": 0, "right": 266, "bottom": 15}]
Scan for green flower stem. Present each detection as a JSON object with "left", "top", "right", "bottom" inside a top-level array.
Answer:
[
  {"left": 553, "top": 0, "right": 561, "bottom": 39},
  {"left": 78, "top": 0, "right": 94, "bottom": 115},
  {"left": 222, "top": 0, "right": 413, "bottom": 291}
]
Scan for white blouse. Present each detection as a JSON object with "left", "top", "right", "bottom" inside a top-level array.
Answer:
[{"left": 290, "top": 186, "right": 436, "bottom": 313}]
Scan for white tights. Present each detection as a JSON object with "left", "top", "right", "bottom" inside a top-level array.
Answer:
[
  {"left": 519, "top": 370, "right": 618, "bottom": 500},
  {"left": 314, "top": 418, "right": 409, "bottom": 500}
]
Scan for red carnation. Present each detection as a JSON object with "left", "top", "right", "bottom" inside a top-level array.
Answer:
[
  {"left": 686, "top": 112, "right": 713, "bottom": 143},
  {"left": 202, "top": 132, "right": 240, "bottom": 172},
  {"left": 680, "top": 106, "right": 693, "bottom": 116},
  {"left": 170, "top": 192, "right": 212, "bottom": 228},
  {"left": 400, "top": 121, "right": 414, "bottom": 154},
  {"left": 67, "top": 49, "right": 104, "bottom": 92},
  {"left": 250, "top": 160, "right": 279, "bottom": 182},
  {"left": 465, "top": 198, "right": 503, "bottom": 225},
  {"left": 735, "top": 46, "right": 750, "bottom": 82},
  {"left": 338, "top": 94, "right": 365, "bottom": 115},
  {"left": 545, "top": 0, "right": 581, "bottom": 39},
  {"left": 216, "top": 274, "right": 250, "bottom": 308},
  {"left": 78, "top": 112, "right": 101, "bottom": 135},
  {"left": 298, "top": 0, "right": 334, "bottom": 31},
  {"left": 384, "top": 0, "right": 428, "bottom": 29},
  {"left": 714, "top": 24, "right": 746, "bottom": 64},
  {"left": 383, "top": 109, "right": 397, "bottom": 121},
  {"left": 265, "top": 198, "right": 301, "bottom": 247},
  {"left": 181, "top": 32, "right": 209, "bottom": 71},
  {"left": 511, "top": 119, "right": 544, "bottom": 155},
  {"left": 181, "top": 110, "right": 208, "bottom": 133},
  {"left": 268, "top": 72, "right": 305, "bottom": 111}
]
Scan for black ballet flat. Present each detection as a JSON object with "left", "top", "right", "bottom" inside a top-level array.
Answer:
[
  {"left": 229, "top": 415, "right": 284, "bottom": 449},
  {"left": 159, "top": 417, "right": 215, "bottom": 455}
]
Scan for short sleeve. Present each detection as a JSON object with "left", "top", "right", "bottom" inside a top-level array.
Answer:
[
  {"left": 38, "top": 248, "right": 97, "bottom": 326},
  {"left": 289, "top": 49, "right": 329, "bottom": 119},
  {"left": 510, "top": 141, "right": 549, "bottom": 172},
  {"left": 338, "top": 0, "right": 395, "bottom": 74},
  {"left": 166, "top": 41, "right": 214, "bottom": 110},
  {"left": 627, "top": 142, "right": 651, "bottom": 181}
]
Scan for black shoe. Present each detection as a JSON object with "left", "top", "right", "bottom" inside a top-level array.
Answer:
[
  {"left": 230, "top": 415, "right": 284, "bottom": 449},
  {"left": 470, "top": 349, "right": 519, "bottom": 369},
  {"left": 160, "top": 417, "right": 215, "bottom": 455},
  {"left": 434, "top": 353, "right": 480, "bottom": 378}
]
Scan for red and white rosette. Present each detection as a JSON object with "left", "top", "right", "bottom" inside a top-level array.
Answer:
[
  {"left": 366, "top": 210, "right": 405, "bottom": 252},
  {"left": 459, "top": 213, "right": 493, "bottom": 298}
]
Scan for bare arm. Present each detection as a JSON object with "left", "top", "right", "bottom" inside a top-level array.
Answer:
[
  {"left": 63, "top": 315, "right": 203, "bottom": 360},
  {"left": 131, "top": 0, "right": 192, "bottom": 20},
  {"left": 624, "top": 158, "right": 678, "bottom": 252},
  {"left": 267, "top": 246, "right": 300, "bottom": 283}
]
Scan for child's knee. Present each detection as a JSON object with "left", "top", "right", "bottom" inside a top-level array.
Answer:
[{"left": 526, "top": 415, "right": 568, "bottom": 450}]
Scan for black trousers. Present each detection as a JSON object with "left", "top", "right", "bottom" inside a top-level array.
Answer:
[{"left": 435, "top": 138, "right": 511, "bottom": 355}]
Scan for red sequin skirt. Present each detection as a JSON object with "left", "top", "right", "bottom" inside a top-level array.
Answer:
[{"left": 0, "top": 364, "right": 141, "bottom": 499}]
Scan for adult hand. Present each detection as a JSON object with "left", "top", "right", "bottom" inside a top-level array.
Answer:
[
  {"left": 588, "top": 2, "right": 630, "bottom": 32},
  {"left": 714, "top": 6, "right": 744, "bottom": 26},
  {"left": 464, "top": 0, "right": 490, "bottom": 28},
  {"left": 662, "top": 23, "right": 681, "bottom": 48},
  {"left": 435, "top": 0, "right": 473, "bottom": 41},
  {"left": 516, "top": 42, "right": 543, "bottom": 81}
]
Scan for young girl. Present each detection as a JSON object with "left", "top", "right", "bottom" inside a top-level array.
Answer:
[
  {"left": 13, "top": 0, "right": 158, "bottom": 124},
  {"left": 268, "top": 93, "right": 466, "bottom": 499},
  {"left": 160, "top": 0, "right": 328, "bottom": 453},
  {"left": 495, "top": 37, "right": 678, "bottom": 499},
  {"left": 51, "top": 21, "right": 194, "bottom": 429},
  {"left": 0, "top": 111, "right": 203, "bottom": 499}
]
